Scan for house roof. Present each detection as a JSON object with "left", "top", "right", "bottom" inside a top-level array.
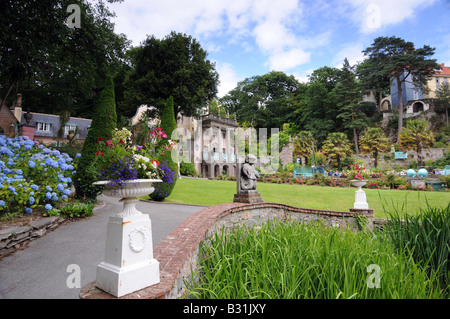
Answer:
[
  {"left": 21, "top": 112, "right": 92, "bottom": 139},
  {"left": 435, "top": 64, "right": 450, "bottom": 76}
]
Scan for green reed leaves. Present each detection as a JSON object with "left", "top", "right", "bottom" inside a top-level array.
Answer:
[
  {"left": 186, "top": 219, "right": 444, "bottom": 299},
  {"left": 383, "top": 202, "right": 450, "bottom": 297}
]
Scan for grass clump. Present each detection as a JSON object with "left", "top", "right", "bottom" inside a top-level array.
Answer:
[
  {"left": 186, "top": 219, "right": 444, "bottom": 299},
  {"left": 383, "top": 203, "right": 450, "bottom": 297}
]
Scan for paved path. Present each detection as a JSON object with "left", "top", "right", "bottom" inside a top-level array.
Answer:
[{"left": 0, "top": 196, "right": 204, "bottom": 299}]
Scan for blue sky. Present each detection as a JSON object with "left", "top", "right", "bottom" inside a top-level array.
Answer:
[{"left": 105, "top": 0, "right": 450, "bottom": 97}]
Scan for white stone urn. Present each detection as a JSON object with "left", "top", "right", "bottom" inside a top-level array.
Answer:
[
  {"left": 93, "top": 179, "right": 162, "bottom": 297},
  {"left": 350, "top": 179, "right": 369, "bottom": 209}
]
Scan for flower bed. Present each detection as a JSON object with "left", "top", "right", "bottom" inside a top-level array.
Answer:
[
  {"left": 252, "top": 165, "right": 446, "bottom": 191},
  {"left": 0, "top": 135, "right": 78, "bottom": 219}
]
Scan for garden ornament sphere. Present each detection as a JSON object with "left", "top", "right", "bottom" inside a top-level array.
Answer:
[
  {"left": 417, "top": 168, "right": 428, "bottom": 178},
  {"left": 407, "top": 169, "right": 416, "bottom": 178}
]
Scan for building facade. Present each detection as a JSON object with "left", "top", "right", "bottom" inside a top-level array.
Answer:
[
  {"left": 0, "top": 93, "right": 92, "bottom": 144},
  {"left": 384, "top": 63, "right": 450, "bottom": 117},
  {"left": 130, "top": 106, "right": 240, "bottom": 178}
]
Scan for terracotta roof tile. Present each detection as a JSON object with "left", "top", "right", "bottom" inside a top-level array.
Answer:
[{"left": 435, "top": 64, "right": 450, "bottom": 75}]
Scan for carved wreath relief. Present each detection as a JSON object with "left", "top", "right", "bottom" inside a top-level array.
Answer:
[{"left": 128, "top": 227, "right": 148, "bottom": 253}]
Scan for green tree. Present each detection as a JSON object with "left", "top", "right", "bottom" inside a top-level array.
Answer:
[
  {"left": 436, "top": 81, "right": 450, "bottom": 126},
  {"left": 293, "top": 131, "right": 317, "bottom": 166},
  {"left": 150, "top": 96, "right": 178, "bottom": 201},
  {"left": 300, "top": 82, "right": 337, "bottom": 145},
  {"left": 0, "top": 0, "right": 129, "bottom": 117},
  {"left": 122, "top": 31, "right": 219, "bottom": 119},
  {"left": 74, "top": 75, "right": 117, "bottom": 200},
  {"left": 359, "top": 128, "right": 390, "bottom": 168},
  {"left": 308, "top": 66, "right": 340, "bottom": 91},
  {"left": 334, "top": 58, "right": 367, "bottom": 155},
  {"left": 362, "top": 36, "right": 441, "bottom": 141},
  {"left": 399, "top": 120, "right": 435, "bottom": 167},
  {"left": 220, "top": 71, "right": 301, "bottom": 129},
  {"left": 322, "top": 132, "right": 352, "bottom": 171},
  {"left": 356, "top": 58, "right": 390, "bottom": 107}
]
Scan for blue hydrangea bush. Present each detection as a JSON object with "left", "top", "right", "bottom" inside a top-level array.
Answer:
[{"left": 0, "top": 135, "right": 79, "bottom": 219}]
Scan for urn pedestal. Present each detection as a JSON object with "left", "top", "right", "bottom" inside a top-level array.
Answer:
[
  {"left": 93, "top": 179, "right": 162, "bottom": 297},
  {"left": 351, "top": 180, "right": 369, "bottom": 210}
]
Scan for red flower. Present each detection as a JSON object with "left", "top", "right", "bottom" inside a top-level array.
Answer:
[
  {"left": 95, "top": 151, "right": 102, "bottom": 156},
  {"left": 119, "top": 138, "right": 124, "bottom": 144},
  {"left": 152, "top": 160, "right": 160, "bottom": 166},
  {"left": 97, "top": 137, "right": 103, "bottom": 141}
]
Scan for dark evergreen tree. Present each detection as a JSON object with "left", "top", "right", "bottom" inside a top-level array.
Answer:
[
  {"left": 150, "top": 96, "right": 178, "bottom": 201},
  {"left": 334, "top": 58, "right": 367, "bottom": 154},
  {"left": 74, "top": 75, "right": 117, "bottom": 200}
]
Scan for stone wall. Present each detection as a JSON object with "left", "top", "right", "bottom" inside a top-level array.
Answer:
[
  {"left": 407, "top": 148, "right": 446, "bottom": 162},
  {"left": 79, "top": 202, "right": 375, "bottom": 299},
  {"left": 0, "top": 217, "right": 65, "bottom": 257}
]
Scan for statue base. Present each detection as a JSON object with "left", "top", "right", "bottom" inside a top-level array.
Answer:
[{"left": 233, "top": 191, "right": 264, "bottom": 204}]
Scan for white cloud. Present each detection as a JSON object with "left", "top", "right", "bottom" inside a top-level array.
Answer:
[
  {"left": 215, "top": 62, "right": 244, "bottom": 97},
  {"left": 106, "top": 0, "right": 311, "bottom": 71},
  {"left": 268, "top": 48, "right": 311, "bottom": 71},
  {"left": 291, "top": 69, "right": 315, "bottom": 84},
  {"left": 331, "top": 43, "right": 366, "bottom": 68},
  {"left": 345, "top": 0, "right": 437, "bottom": 33}
]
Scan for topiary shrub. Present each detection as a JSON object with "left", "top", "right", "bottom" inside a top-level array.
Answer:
[
  {"left": 180, "top": 161, "right": 197, "bottom": 176},
  {"left": 73, "top": 75, "right": 117, "bottom": 201},
  {"left": 150, "top": 96, "right": 178, "bottom": 201}
]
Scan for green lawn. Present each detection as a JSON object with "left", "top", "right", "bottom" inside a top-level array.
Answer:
[{"left": 155, "top": 178, "right": 450, "bottom": 218}]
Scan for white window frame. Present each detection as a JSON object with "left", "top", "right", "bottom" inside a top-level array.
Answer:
[
  {"left": 37, "top": 122, "right": 51, "bottom": 132},
  {"left": 64, "top": 124, "right": 77, "bottom": 135}
]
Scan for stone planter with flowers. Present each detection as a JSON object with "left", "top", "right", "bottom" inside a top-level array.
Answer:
[{"left": 90, "top": 128, "right": 174, "bottom": 297}]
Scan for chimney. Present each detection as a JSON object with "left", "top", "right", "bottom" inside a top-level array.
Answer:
[{"left": 13, "top": 93, "right": 23, "bottom": 122}]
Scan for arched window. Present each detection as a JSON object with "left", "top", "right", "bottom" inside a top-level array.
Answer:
[
  {"left": 412, "top": 101, "right": 424, "bottom": 113},
  {"left": 380, "top": 100, "right": 391, "bottom": 112}
]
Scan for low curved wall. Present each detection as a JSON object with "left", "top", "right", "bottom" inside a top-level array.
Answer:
[{"left": 79, "top": 202, "right": 374, "bottom": 299}]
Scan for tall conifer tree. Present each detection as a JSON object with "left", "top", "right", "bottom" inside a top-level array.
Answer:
[
  {"left": 150, "top": 96, "right": 178, "bottom": 201},
  {"left": 74, "top": 75, "right": 117, "bottom": 200}
]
